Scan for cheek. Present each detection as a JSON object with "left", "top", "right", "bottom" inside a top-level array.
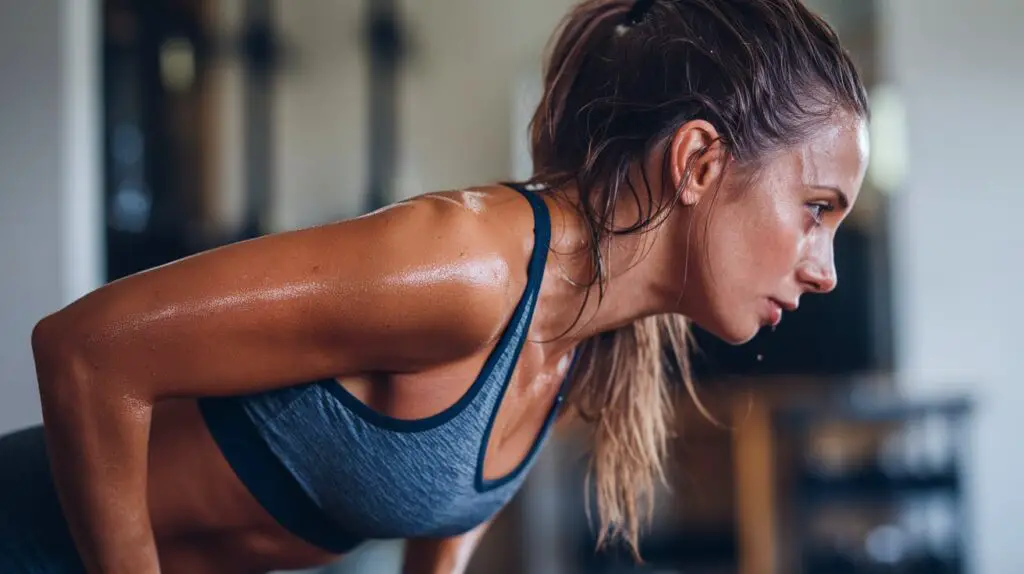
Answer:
[
  {"left": 712, "top": 200, "right": 804, "bottom": 291},
  {"left": 759, "top": 216, "right": 804, "bottom": 277}
]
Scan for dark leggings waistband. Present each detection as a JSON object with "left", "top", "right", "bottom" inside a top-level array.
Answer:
[{"left": 197, "top": 397, "right": 364, "bottom": 554}]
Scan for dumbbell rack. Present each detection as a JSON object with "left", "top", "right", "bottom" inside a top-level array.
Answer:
[{"left": 775, "top": 395, "right": 973, "bottom": 574}]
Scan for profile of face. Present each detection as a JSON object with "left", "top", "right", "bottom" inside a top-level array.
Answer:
[{"left": 668, "top": 111, "right": 871, "bottom": 345}]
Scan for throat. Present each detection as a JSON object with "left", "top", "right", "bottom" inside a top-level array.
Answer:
[{"left": 533, "top": 199, "right": 686, "bottom": 345}]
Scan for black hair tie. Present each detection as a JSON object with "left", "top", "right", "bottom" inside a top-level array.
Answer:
[{"left": 625, "top": 0, "right": 656, "bottom": 25}]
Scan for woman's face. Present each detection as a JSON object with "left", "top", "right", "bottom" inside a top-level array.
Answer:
[{"left": 675, "top": 113, "right": 870, "bottom": 345}]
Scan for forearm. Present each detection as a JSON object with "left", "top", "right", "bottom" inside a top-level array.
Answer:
[
  {"left": 401, "top": 540, "right": 460, "bottom": 574},
  {"left": 402, "top": 520, "right": 492, "bottom": 574},
  {"left": 34, "top": 328, "right": 160, "bottom": 574}
]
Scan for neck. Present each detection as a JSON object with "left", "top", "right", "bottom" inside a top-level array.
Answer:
[{"left": 531, "top": 183, "right": 688, "bottom": 351}]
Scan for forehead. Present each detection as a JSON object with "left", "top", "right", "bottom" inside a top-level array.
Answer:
[{"left": 794, "top": 113, "right": 870, "bottom": 194}]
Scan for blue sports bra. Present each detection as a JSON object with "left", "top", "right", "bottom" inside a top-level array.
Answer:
[{"left": 197, "top": 183, "right": 575, "bottom": 553}]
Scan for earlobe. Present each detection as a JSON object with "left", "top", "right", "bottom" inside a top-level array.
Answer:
[{"left": 670, "top": 120, "right": 723, "bottom": 206}]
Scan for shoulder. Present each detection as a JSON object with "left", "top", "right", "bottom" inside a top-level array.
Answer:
[
  {"left": 330, "top": 185, "right": 540, "bottom": 368},
  {"left": 362, "top": 186, "right": 532, "bottom": 244}
]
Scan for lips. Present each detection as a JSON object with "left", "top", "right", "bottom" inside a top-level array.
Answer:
[
  {"left": 771, "top": 298, "right": 799, "bottom": 312},
  {"left": 767, "top": 298, "right": 798, "bottom": 327}
]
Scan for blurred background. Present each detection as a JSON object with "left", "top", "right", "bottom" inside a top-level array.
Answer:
[{"left": 0, "top": 0, "right": 1020, "bottom": 572}]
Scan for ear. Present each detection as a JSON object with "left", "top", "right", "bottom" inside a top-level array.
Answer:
[{"left": 669, "top": 120, "right": 726, "bottom": 206}]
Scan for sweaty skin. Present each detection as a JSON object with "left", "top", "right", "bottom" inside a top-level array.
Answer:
[
  {"left": 29, "top": 114, "right": 867, "bottom": 574},
  {"left": 32, "top": 186, "right": 583, "bottom": 574}
]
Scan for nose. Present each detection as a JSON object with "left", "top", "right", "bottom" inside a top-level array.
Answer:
[{"left": 797, "top": 249, "right": 838, "bottom": 294}]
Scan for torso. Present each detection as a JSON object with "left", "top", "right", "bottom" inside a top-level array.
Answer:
[{"left": 143, "top": 186, "right": 577, "bottom": 573}]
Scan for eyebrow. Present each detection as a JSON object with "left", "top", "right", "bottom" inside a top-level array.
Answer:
[{"left": 810, "top": 185, "right": 850, "bottom": 211}]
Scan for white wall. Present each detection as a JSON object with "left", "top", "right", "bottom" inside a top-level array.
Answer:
[
  {"left": 396, "top": 0, "right": 575, "bottom": 195},
  {"left": 0, "top": 0, "right": 102, "bottom": 435},
  {"left": 271, "top": 0, "right": 367, "bottom": 231},
  {"left": 880, "top": 0, "right": 1024, "bottom": 572},
  {"left": 206, "top": 0, "right": 248, "bottom": 236},
  {"left": 269, "top": 0, "right": 575, "bottom": 231}
]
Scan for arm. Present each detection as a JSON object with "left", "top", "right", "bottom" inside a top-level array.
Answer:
[
  {"left": 30, "top": 196, "right": 513, "bottom": 574},
  {"left": 401, "top": 520, "right": 494, "bottom": 574}
]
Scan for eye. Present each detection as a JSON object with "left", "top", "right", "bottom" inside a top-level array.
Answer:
[{"left": 807, "top": 201, "right": 835, "bottom": 225}]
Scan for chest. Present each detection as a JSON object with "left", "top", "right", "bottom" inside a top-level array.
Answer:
[{"left": 336, "top": 339, "right": 574, "bottom": 480}]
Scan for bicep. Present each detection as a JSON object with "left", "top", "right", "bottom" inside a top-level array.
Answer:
[{"left": 35, "top": 199, "right": 511, "bottom": 401}]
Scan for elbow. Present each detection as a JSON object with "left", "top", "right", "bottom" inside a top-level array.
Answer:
[
  {"left": 31, "top": 315, "right": 152, "bottom": 448},
  {"left": 31, "top": 313, "right": 95, "bottom": 394},
  {"left": 32, "top": 314, "right": 119, "bottom": 422},
  {"left": 32, "top": 313, "right": 153, "bottom": 406},
  {"left": 31, "top": 315, "right": 79, "bottom": 419},
  {"left": 32, "top": 313, "right": 69, "bottom": 368},
  {"left": 32, "top": 310, "right": 89, "bottom": 357}
]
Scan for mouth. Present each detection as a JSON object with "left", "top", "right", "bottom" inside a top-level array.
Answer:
[
  {"left": 766, "top": 298, "right": 798, "bottom": 327},
  {"left": 772, "top": 297, "right": 799, "bottom": 312}
]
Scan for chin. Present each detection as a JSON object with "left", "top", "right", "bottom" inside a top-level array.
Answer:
[
  {"left": 721, "top": 330, "right": 759, "bottom": 346},
  {"left": 697, "top": 320, "right": 760, "bottom": 346}
]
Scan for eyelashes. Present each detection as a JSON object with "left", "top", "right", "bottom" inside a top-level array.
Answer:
[{"left": 807, "top": 201, "right": 836, "bottom": 225}]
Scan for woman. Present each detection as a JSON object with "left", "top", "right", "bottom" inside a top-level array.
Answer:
[{"left": 1, "top": 0, "right": 870, "bottom": 572}]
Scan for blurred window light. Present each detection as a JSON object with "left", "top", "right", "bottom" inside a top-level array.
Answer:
[
  {"left": 110, "top": 184, "right": 152, "bottom": 233},
  {"left": 865, "top": 524, "right": 909, "bottom": 565},
  {"left": 112, "top": 123, "right": 144, "bottom": 166},
  {"left": 867, "top": 84, "right": 909, "bottom": 194},
  {"left": 160, "top": 37, "right": 196, "bottom": 92}
]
